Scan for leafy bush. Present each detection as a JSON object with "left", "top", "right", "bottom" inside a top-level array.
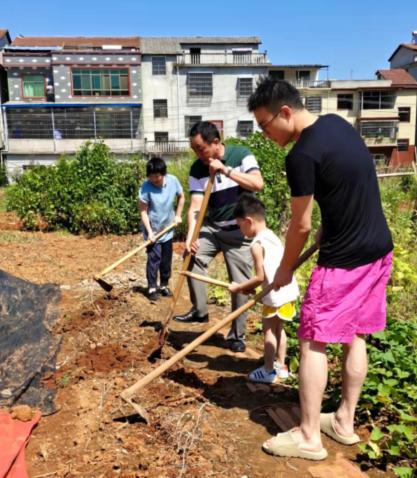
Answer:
[
  {"left": 0, "top": 162, "right": 8, "bottom": 187},
  {"left": 6, "top": 141, "right": 146, "bottom": 235},
  {"left": 227, "top": 132, "right": 292, "bottom": 233},
  {"left": 167, "top": 155, "right": 193, "bottom": 239}
]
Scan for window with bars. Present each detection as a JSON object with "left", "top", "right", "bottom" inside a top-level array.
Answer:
[
  {"left": 233, "top": 50, "right": 252, "bottom": 64},
  {"left": 155, "top": 131, "right": 169, "bottom": 142},
  {"left": 184, "top": 115, "right": 202, "bottom": 136},
  {"left": 72, "top": 69, "right": 129, "bottom": 96},
  {"left": 237, "top": 78, "right": 253, "bottom": 98},
  {"left": 187, "top": 73, "right": 213, "bottom": 104},
  {"left": 337, "top": 93, "right": 354, "bottom": 110},
  {"left": 397, "top": 139, "right": 409, "bottom": 151},
  {"left": 22, "top": 75, "right": 45, "bottom": 98},
  {"left": 362, "top": 90, "right": 396, "bottom": 109},
  {"left": 190, "top": 48, "right": 201, "bottom": 65},
  {"left": 152, "top": 56, "right": 166, "bottom": 75},
  {"left": 6, "top": 107, "right": 141, "bottom": 139},
  {"left": 153, "top": 99, "right": 168, "bottom": 118},
  {"left": 360, "top": 121, "right": 397, "bottom": 139},
  {"left": 305, "top": 96, "right": 322, "bottom": 113},
  {"left": 399, "top": 107, "right": 411, "bottom": 122},
  {"left": 237, "top": 120, "right": 253, "bottom": 137}
]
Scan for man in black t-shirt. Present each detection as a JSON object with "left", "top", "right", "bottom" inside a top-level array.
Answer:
[{"left": 247, "top": 78, "right": 393, "bottom": 461}]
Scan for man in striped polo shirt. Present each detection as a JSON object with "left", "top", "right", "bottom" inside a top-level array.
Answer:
[{"left": 174, "top": 121, "right": 264, "bottom": 353}]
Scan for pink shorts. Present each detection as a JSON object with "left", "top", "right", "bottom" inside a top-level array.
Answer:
[{"left": 298, "top": 251, "right": 393, "bottom": 344}]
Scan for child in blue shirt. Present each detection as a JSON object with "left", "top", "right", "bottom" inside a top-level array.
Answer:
[{"left": 139, "top": 157, "right": 185, "bottom": 301}]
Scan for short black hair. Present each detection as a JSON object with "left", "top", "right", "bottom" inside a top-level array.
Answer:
[
  {"left": 248, "top": 77, "right": 304, "bottom": 113},
  {"left": 234, "top": 193, "right": 265, "bottom": 220},
  {"left": 189, "top": 121, "right": 221, "bottom": 144},
  {"left": 146, "top": 156, "right": 167, "bottom": 176}
]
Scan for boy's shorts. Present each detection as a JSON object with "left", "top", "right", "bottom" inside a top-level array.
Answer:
[
  {"left": 298, "top": 251, "right": 393, "bottom": 344},
  {"left": 262, "top": 302, "right": 296, "bottom": 322}
]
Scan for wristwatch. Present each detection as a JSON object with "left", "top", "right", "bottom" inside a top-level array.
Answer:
[{"left": 225, "top": 166, "right": 233, "bottom": 177}]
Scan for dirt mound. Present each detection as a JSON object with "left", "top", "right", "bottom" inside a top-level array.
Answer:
[{"left": 75, "top": 344, "right": 139, "bottom": 373}]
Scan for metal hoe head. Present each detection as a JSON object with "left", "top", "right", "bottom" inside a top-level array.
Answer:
[
  {"left": 120, "top": 391, "right": 150, "bottom": 424},
  {"left": 93, "top": 276, "right": 113, "bottom": 292}
]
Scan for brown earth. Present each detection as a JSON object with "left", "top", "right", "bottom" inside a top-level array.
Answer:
[{"left": 0, "top": 212, "right": 393, "bottom": 478}]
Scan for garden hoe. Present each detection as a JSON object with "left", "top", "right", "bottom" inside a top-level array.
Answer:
[
  {"left": 179, "top": 271, "right": 230, "bottom": 288},
  {"left": 147, "top": 175, "right": 215, "bottom": 361},
  {"left": 93, "top": 222, "right": 177, "bottom": 292},
  {"left": 121, "top": 242, "right": 318, "bottom": 423}
]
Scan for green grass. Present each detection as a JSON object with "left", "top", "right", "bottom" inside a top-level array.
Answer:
[{"left": 0, "top": 188, "right": 8, "bottom": 212}]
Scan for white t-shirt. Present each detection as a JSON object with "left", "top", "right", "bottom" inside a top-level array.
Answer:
[{"left": 251, "top": 228, "right": 300, "bottom": 307}]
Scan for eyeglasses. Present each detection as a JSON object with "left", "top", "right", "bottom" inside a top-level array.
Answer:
[{"left": 258, "top": 112, "right": 279, "bottom": 132}]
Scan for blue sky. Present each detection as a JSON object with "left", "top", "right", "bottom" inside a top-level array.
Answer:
[{"left": 2, "top": 0, "right": 416, "bottom": 79}]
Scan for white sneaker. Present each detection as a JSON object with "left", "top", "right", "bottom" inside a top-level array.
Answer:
[
  {"left": 248, "top": 366, "right": 278, "bottom": 384},
  {"left": 274, "top": 361, "right": 290, "bottom": 380}
]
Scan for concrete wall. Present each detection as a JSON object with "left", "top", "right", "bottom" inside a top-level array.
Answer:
[
  {"left": 390, "top": 47, "right": 417, "bottom": 69},
  {"left": 7, "top": 138, "right": 143, "bottom": 154},
  {"left": 5, "top": 154, "right": 58, "bottom": 179},
  {"left": 5, "top": 137, "right": 144, "bottom": 178}
]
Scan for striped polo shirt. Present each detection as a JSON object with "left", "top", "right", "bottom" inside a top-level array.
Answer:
[{"left": 189, "top": 144, "right": 260, "bottom": 228}]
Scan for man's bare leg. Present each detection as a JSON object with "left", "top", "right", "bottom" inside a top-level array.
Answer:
[
  {"left": 334, "top": 334, "right": 367, "bottom": 436},
  {"left": 293, "top": 339, "right": 328, "bottom": 450}
]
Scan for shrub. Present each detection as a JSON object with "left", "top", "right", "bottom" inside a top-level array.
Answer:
[
  {"left": 6, "top": 141, "right": 146, "bottom": 235},
  {"left": 0, "top": 162, "right": 8, "bottom": 187},
  {"left": 167, "top": 155, "right": 193, "bottom": 239},
  {"left": 226, "top": 132, "right": 292, "bottom": 233}
]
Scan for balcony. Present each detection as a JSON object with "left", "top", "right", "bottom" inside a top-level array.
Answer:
[
  {"left": 143, "top": 140, "right": 190, "bottom": 155},
  {"left": 176, "top": 51, "right": 269, "bottom": 66},
  {"left": 359, "top": 120, "right": 398, "bottom": 147},
  {"left": 289, "top": 80, "right": 331, "bottom": 88}
]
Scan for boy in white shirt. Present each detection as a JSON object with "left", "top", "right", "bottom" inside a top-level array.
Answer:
[{"left": 230, "top": 193, "right": 299, "bottom": 383}]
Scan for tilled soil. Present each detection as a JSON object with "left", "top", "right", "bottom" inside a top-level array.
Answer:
[{"left": 0, "top": 214, "right": 392, "bottom": 478}]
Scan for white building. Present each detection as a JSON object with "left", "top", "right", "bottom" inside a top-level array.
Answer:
[{"left": 139, "top": 36, "right": 271, "bottom": 155}]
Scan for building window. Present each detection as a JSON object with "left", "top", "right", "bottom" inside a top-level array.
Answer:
[
  {"left": 269, "top": 70, "right": 285, "bottom": 80},
  {"left": 397, "top": 139, "right": 409, "bottom": 151},
  {"left": 184, "top": 115, "right": 202, "bottom": 136},
  {"left": 305, "top": 96, "right": 322, "bottom": 113},
  {"left": 187, "top": 73, "right": 213, "bottom": 104},
  {"left": 362, "top": 90, "right": 395, "bottom": 109},
  {"left": 153, "top": 99, "right": 168, "bottom": 118},
  {"left": 72, "top": 69, "right": 129, "bottom": 96},
  {"left": 296, "top": 70, "right": 311, "bottom": 85},
  {"left": 155, "top": 131, "right": 169, "bottom": 143},
  {"left": 237, "top": 120, "right": 253, "bottom": 137},
  {"left": 233, "top": 50, "right": 252, "bottom": 64},
  {"left": 399, "top": 107, "right": 411, "bottom": 122},
  {"left": 237, "top": 78, "right": 253, "bottom": 98},
  {"left": 360, "top": 121, "right": 397, "bottom": 139},
  {"left": 190, "top": 48, "right": 201, "bottom": 65},
  {"left": 337, "top": 93, "right": 353, "bottom": 110},
  {"left": 22, "top": 75, "right": 45, "bottom": 98},
  {"left": 6, "top": 106, "right": 141, "bottom": 139},
  {"left": 152, "top": 56, "right": 166, "bottom": 75}
]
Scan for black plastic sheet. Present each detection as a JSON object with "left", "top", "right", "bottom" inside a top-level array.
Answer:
[{"left": 0, "top": 270, "right": 61, "bottom": 415}]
